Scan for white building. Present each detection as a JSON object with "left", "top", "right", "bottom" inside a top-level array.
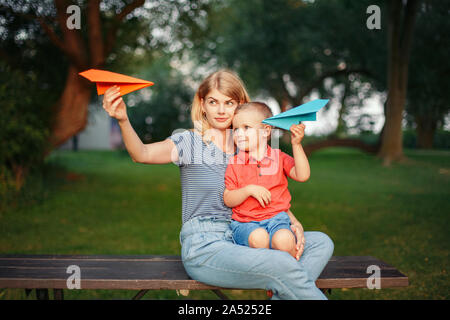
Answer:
[{"left": 58, "top": 104, "right": 123, "bottom": 150}]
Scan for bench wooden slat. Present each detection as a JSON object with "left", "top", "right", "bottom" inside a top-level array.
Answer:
[
  {"left": 0, "top": 255, "right": 180, "bottom": 262},
  {"left": 0, "top": 255, "right": 408, "bottom": 290}
]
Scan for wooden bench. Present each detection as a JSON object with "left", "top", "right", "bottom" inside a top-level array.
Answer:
[{"left": 0, "top": 255, "right": 408, "bottom": 300}]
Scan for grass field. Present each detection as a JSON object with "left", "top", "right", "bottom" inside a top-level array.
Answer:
[{"left": 1, "top": 147, "right": 449, "bottom": 300}]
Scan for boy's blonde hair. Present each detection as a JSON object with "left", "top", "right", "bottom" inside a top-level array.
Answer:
[
  {"left": 234, "top": 102, "right": 273, "bottom": 119},
  {"left": 191, "top": 69, "right": 250, "bottom": 135}
]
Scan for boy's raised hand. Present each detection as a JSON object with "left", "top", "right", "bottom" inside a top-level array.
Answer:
[
  {"left": 290, "top": 123, "right": 305, "bottom": 145},
  {"left": 103, "top": 85, "right": 128, "bottom": 123}
]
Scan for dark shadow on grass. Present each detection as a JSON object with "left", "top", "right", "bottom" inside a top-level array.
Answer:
[{"left": 1, "top": 160, "right": 74, "bottom": 213}]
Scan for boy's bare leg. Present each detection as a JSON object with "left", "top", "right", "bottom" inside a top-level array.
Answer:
[
  {"left": 248, "top": 228, "right": 270, "bottom": 248},
  {"left": 271, "top": 229, "right": 297, "bottom": 258}
]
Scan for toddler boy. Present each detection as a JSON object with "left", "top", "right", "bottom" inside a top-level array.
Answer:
[{"left": 224, "top": 102, "right": 310, "bottom": 258}]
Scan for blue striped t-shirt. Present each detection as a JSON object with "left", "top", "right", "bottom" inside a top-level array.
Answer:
[{"left": 168, "top": 129, "right": 238, "bottom": 224}]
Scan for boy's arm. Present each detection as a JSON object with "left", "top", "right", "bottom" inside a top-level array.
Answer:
[
  {"left": 224, "top": 185, "right": 272, "bottom": 208},
  {"left": 224, "top": 159, "right": 272, "bottom": 208},
  {"left": 289, "top": 124, "right": 310, "bottom": 182},
  {"left": 223, "top": 187, "right": 252, "bottom": 208},
  {"left": 224, "top": 162, "right": 247, "bottom": 208},
  {"left": 289, "top": 143, "right": 310, "bottom": 182}
]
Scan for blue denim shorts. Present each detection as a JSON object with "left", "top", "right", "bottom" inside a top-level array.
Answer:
[{"left": 231, "top": 211, "right": 293, "bottom": 248}]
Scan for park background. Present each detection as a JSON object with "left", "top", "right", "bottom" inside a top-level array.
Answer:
[{"left": 0, "top": 0, "right": 448, "bottom": 299}]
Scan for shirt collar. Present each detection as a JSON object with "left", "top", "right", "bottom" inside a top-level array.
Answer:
[{"left": 236, "top": 145, "right": 276, "bottom": 164}]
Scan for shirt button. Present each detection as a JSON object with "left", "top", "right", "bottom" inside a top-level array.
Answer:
[
  {"left": 257, "top": 164, "right": 261, "bottom": 168},
  {"left": 259, "top": 173, "right": 262, "bottom": 176}
]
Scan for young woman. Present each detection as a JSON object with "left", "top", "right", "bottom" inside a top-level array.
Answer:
[{"left": 102, "top": 69, "right": 334, "bottom": 299}]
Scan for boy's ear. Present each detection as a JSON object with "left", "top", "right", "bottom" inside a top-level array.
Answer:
[{"left": 263, "top": 124, "right": 272, "bottom": 138}]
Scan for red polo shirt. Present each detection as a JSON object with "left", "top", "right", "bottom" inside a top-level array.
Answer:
[{"left": 225, "top": 145, "right": 296, "bottom": 222}]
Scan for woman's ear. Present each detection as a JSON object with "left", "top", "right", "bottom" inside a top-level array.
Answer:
[{"left": 200, "top": 98, "right": 206, "bottom": 113}]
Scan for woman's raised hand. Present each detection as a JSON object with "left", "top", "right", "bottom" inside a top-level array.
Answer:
[{"left": 103, "top": 86, "right": 128, "bottom": 123}]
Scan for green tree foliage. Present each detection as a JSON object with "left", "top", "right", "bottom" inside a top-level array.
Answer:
[
  {"left": 0, "top": 62, "right": 55, "bottom": 193},
  {"left": 0, "top": 6, "right": 66, "bottom": 194},
  {"left": 189, "top": 0, "right": 386, "bottom": 106},
  {"left": 0, "top": 0, "right": 212, "bottom": 192},
  {"left": 127, "top": 56, "right": 193, "bottom": 143},
  {"left": 183, "top": 0, "right": 390, "bottom": 152}
]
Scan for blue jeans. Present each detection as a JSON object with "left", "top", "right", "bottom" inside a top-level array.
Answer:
[
  {"left": 231, "top": 211, "right": 292, "bottom": 248},
  {"left": 180, "top": 215, "right": 334, "bottom": 300}
]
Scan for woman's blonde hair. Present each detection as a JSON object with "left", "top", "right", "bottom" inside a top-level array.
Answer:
[{"left": 191, "top": 69, "right": 250, "bottom": 135}]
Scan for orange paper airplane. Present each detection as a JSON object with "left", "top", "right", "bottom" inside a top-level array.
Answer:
[{"left": 79, "top": 69, "right": 154, "bottom": 96}]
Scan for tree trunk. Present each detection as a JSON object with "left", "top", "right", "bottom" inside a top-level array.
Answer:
[
  {"left": 377, "top": 78, "right": 406, "bottom": 164},
  {"left": 42, "top": 0, "right": 145, "bottom": 157},
  {"left": 11, "top": 163, "right": 28, "bottom": 191},
  {"left": 44, "top": 65, "right": 92, "bottom": 155},
  {"left": 415, "top": 115, "right": 436, "bottom": 149},
  {"left": 377, "top": 0, "right": 419, "bottom": 166},
  {"left": 1, "top": 0, "right": 146, "bottom": 191}
]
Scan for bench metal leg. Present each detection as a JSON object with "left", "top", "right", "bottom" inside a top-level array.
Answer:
[
  {"left": 36, "top": 289, "right": 49, "bottom": 300},
  {"left": 25, "top": 289, "right": 33, "bottom": 298},
  {"left": 320, "top": 288, "right": 332, "bottom": 295},
  {"left": 211, "top": 290, "right": 229, "bottom": 300},
  {"left": 54, "top": 289, "right": 64, "bottom": 300},
  {"left": 132, "top": 289, "right": 149, "bottom": 300}
]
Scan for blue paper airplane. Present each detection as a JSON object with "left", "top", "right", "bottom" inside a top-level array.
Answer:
[{"left": 262, "top": 99, "right": 329, "bottom": 130}]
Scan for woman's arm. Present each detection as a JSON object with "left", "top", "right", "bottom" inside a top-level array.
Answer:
[
  {"left": 286, "top": 209, "right": 303, "bottom": 230},
  {"left": 118, "top": 119, "right": 177, "bottom": 164},
  {"left": 286, "top": 209, "right": 305, "bottom": 261},
  {"left": 103, "top": 86, "right": 177, "bottom": 164}
]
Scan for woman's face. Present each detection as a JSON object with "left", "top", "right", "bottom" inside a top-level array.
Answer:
[{"left": 201, "top": 88, "right": 238, "bottom": 130}]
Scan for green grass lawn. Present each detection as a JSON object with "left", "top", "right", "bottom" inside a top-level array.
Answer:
[{"left": 1, "top": 147, "right": 449, "bottom": 300}]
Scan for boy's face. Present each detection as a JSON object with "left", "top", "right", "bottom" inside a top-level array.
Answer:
[{"left": 232, "top": 109, "right": 271, "bottom": 152}]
